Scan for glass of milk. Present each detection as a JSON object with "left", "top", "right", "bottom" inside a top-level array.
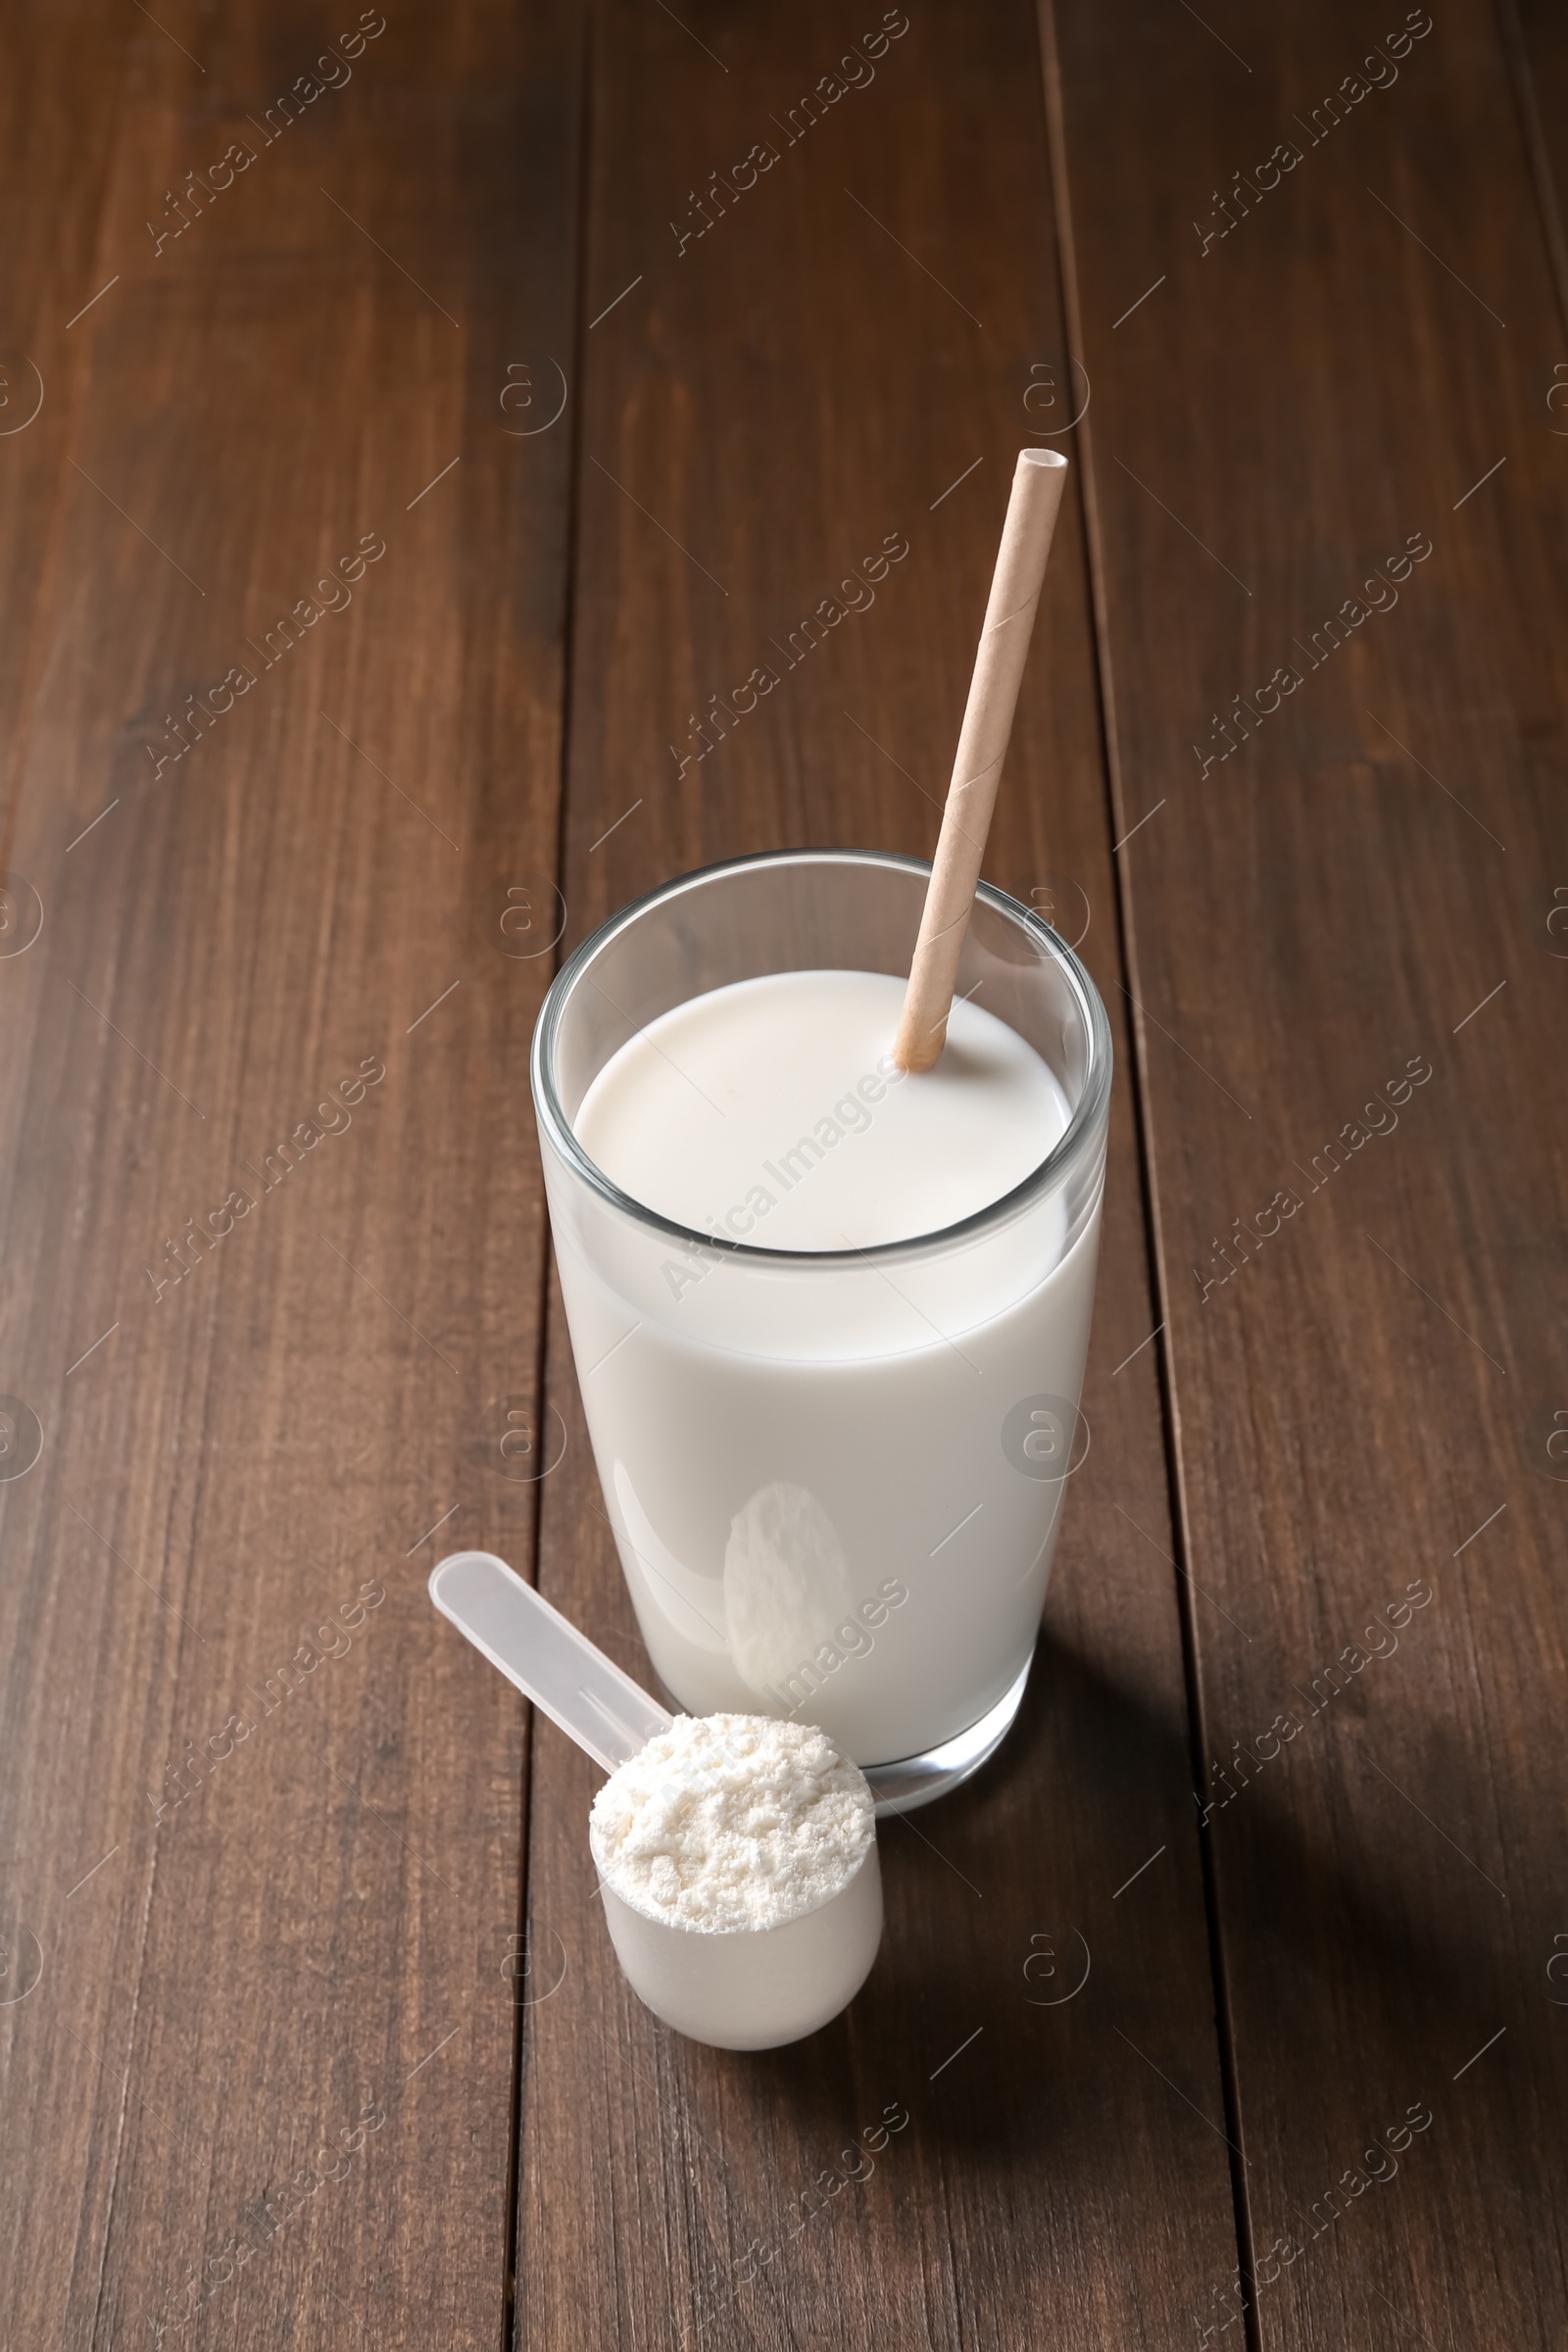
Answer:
[{"left": 531, "top": 850, "right": 1110, "bottom": 1811}]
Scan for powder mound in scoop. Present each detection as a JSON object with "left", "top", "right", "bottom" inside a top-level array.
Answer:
[{"left": 589, "top": 1713, "right": 875, "bottom": 1934}]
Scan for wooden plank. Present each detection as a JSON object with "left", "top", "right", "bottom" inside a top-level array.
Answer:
[
  {"left": 517, "top": 3, "right": 1244, "bottom": 2344},
  {"left": 1046, "top": 0, "right": 1568, "bottom": 2342},
  {"left": 0, "top": 5, "right": 131, "bottom": 846},
  {"left": 0, "top": 6, "right": 580, "bottom": 2345},
  {"left": 1502, "top": 0, "right": 1568, "bottom": 331}
]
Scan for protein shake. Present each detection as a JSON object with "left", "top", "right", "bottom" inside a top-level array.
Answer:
[{"left": 534, "top": 859, "right": 1109, "bottom": 1788}]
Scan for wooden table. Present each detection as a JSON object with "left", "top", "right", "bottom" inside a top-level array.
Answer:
[{"left": 3, "top": 2, "right": 1563, "bottom": 2343}]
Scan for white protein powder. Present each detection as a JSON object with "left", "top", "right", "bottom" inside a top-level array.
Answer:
[{"left": 589, "top": 1713, "right": 875, "bottom": 1934}]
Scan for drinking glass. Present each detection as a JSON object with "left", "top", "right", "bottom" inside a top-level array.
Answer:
[{"left": 531, "top": 850, "right": 1111, "bottom": 1811}]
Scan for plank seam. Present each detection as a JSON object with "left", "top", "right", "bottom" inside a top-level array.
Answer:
[
  {"left": 1493, "top": 0, "right": 1568, "bottom": 336},
  {"left": 1030, "top": 3, "right": 1263, "bottom": 2341},
  {"left": 508, "top": 7, "right": 597, "bottom": 2347}
]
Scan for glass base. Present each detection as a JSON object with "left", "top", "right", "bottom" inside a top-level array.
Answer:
[
  {"left": 862, "top": 1649, "right": 1034, "bottom": 1816},
  {"left": 651, "top": 1649, "right": 1034, "bottom": 1819}
]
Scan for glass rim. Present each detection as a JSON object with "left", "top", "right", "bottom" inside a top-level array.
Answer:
[{"left": 530, "top": 847, "right": 1113, "bottom": 1269}]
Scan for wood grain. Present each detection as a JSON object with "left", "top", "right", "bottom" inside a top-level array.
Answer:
[
  {"left": 0, "top": 5, "right": 131, "bottom": 862},
  {"left": 1505, "top": 0, "right": 1568, "bottom": 332},
  {"left": 517, "top": 3, "right": 1241, "bottom": 2345},
  {"left": 1047, "top": 0, "right": 1568, "bottom": 2341},
  {"left": 0, "top": 5, "right": 580, "bottom": 2344}
]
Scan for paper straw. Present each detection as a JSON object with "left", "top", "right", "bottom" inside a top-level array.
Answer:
[{"left": 892, "top": 448, "right": 1068, "bottom": 1072}]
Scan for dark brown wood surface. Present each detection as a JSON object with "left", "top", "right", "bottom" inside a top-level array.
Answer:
[
  {"left": 0, "top": 6, "right": 580, "bottom": 2344},
  {"left": 0, "top": 2, "right": 1560, "bottom": 2347},
  {"left": 1047, "top": 0, "right": 1568, "bottom": 2346}
]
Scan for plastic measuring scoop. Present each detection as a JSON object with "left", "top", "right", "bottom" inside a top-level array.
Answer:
[
  {"left": 427, "top": 1547, "right": 672, "bottom": 1769},
  {"left": 428, "top": 1548, "right": 883, "bottom": 2050}
]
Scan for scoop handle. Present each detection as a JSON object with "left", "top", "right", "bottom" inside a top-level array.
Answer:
[{"left": 428, "top": 1549, "right": 673, "bottom": 1771}]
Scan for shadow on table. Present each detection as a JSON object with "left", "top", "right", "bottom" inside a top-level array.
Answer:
[{"left": 727, "top": 1630, "right": 1521, "bottom": 2174}]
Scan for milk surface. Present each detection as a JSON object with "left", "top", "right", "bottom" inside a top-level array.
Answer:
[
  {"left": 575, "top": 969, "right": 1069, "bottom": 1250},
  {"left": 553, "top": 968, "right": 1102, "bottom": 1766}
]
